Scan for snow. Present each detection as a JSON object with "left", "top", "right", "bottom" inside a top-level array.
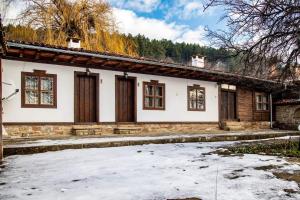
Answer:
[
  {"left": 1, "top": 141, "right": 300, "bottom": 200},
  {"left": 5, "top": 130, "right": 298, "bottom": 148}
]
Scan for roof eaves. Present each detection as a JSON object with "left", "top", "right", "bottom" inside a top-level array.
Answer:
[{"left": 7, "top": 41, "right": 281, "bottom": 88}]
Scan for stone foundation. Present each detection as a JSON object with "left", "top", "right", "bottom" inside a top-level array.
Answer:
[
  {"left": 3, "top": 121, "right": 274, "bottom": 138},
  {"left": 3, "top": 122, "right": 220, "bottom": 138},
  {"left": 275, "top": 105, "right": 300, "bottom": 130}
]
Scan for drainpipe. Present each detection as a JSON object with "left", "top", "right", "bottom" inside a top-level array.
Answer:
[{"left": 270, "top": 93, "right": 273, "bottom": 129}]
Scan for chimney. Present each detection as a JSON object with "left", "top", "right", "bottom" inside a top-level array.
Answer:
[
  {"left": 191, "top": 55, "right": 205, "bottom": 68},
  {"left": 67, "top": 37, "right": 81, "bottom": 49}
]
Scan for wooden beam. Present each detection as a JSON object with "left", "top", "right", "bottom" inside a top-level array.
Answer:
[
  {"left": 19, "top": 49, "right": 24, "bottom": 58},
  {"left": 52, "top": 53, "right": 59, "bottom": 62},
  {"left": 86, "top": 57, "right": 95, "bottom": 65},
  {"left": 35, "top": 50, "right": 40, "bottom": 59},
  {"left": 70, "top": 56, "right": 78, "bottom": 64}
]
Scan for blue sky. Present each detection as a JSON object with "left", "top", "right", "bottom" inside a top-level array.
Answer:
[
  {"left": 2, "top": 0, "right": 227, "bottom": 45},
  {"left": 109, "top": 0, "right": 227, "bottom": 45}
]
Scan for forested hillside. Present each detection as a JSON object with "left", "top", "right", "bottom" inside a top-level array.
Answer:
[{"left": 127, "top": 34, "right": 237, "bottom": 71}]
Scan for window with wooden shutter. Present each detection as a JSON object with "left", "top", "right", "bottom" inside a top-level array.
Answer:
[
  {"left": 255, "top": 93, "right": 269, "bottom": 111},
  {"left": 143, "top": 80, "right": 165, "bottom": 110},
  {"left": 187, "top": 85, "right": 205, "bottom": 111},
  {"left": 21, "top": 70, "right": 57, "bottom": 108}
]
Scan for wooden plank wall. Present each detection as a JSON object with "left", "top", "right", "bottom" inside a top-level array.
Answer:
[{"left": 237, "top": 87, "right": 270, "bottom": 122}]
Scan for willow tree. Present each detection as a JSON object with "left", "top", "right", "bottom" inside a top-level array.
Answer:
[{"left": 4, "top": 0, "right": 137, "bottom": 55}]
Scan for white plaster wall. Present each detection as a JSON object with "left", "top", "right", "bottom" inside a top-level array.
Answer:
[
  {"left": 134, "top": 74, "right": 219, "bottom": 122},
  {"left": 2, "top": 59, "right": 219, "bottom": 122}
]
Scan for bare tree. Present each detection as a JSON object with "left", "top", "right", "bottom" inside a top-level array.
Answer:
[{"left": 203, "top": 0, "right": 300, "bottom": 81}]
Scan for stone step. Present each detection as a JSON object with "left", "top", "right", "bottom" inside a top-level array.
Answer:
[
  {"left": 221, "top": 121, "right": 271, "bottom": 131},
  {"left": 72, "top": 125, "right": 102, "bottom": 136},
  {"left": 114, "top": 126, "right": 142, "bottom": 134},
  {"left": 223, "top": 126, "right": 245, "bottom": 131}
]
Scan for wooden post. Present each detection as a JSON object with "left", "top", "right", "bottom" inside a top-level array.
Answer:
[{"left": 0, "top": 58, "right": 3, "bottom": 161}]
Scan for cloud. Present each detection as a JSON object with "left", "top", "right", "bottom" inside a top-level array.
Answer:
[
  {"left": 165, "top": 0, "right": 218, "bottom": 20},
  {"left": 176, "top": 26, "right": 206, "bottom": 44},
  {"left": 108, "top": 0, "right": 161, "bottom": 13},
  {"left": 113, "top": 8, "right": 207, "bottom": 45}
]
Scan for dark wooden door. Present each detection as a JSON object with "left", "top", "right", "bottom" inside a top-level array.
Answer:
[
  {"left": 221, "top": 90, "right": 236, "bottom": 121},
  {"left": 74, "top": 72, "right": 99, "bottom": 123},
  {"left": 221, "top": 91, "right": 228, "bottom": 121},
  {"left": 228, "top": 91, "right": 236, "bottom": 119},
  {"left": 116, "top": 76, "right": 136, "bottom": 122}
]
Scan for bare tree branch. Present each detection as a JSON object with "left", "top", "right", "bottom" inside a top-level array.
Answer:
[{"left": 204, "top": 0, "right": 300, "bottom": 82}]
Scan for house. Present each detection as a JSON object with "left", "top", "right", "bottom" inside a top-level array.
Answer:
[
  {"left": 273, "top": 82, "right": 300, "bottom": 130},
  {"left": 0, "top": 36, "right": 285, "bottom": 138}
]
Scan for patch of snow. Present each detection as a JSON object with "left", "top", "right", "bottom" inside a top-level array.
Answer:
[{"left": 0, "top": 142, "right": 299, "bottom": 200}]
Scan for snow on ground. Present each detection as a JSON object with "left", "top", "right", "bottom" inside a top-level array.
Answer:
[{"left": 0, "top": 141, "right": 300, "bottom": 200}]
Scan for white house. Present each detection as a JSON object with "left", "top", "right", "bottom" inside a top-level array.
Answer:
[{"left": 0, "top": 38, "right": 282, "bottom": 138}]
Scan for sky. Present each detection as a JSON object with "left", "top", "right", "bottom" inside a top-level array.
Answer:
[
  {"left": 2, "top": 0, "right": 227, "bottom": 46},
  {"left": 110, "top": 0, "right": 227, "bottom": 45}
]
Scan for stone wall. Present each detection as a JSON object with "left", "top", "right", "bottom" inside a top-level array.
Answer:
[
  {"left": 275, "top": 104, "right": 300, "bottom": 130},
  {"left": 3, "top": 123, "right": 221, "bottom": 138}
]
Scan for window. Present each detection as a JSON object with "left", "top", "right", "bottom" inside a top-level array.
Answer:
[
  {"left": 21, "top": 70, "right": 57, "bottom": 108},
  {"left": 143, "top": 80, "right": 165, "bottom": 110},
  {"left": 255, "top": 93, "right": 269, "bottom": 111},
  {"left": 188, "top": 85, "right": 205, "bottom": 111}
]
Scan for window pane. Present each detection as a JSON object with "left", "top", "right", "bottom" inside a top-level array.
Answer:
[
  {"left": 25, "top": 91, "right": 39, "bottom": 104},
  {"left": 189, "top": 100, "right": 197, "bottom": 109},
  {"left": 197, "top": 100, "right": 205, "bottom": 110},
  {"left": 262, "top": 96, "right": 267, "bottom": 103},
  {"left": 41, "top": 91, "right": 54, "bottom": 105},
  {"left": 145, "top": 97, "right": 154, "bottom": 108},
  {"left": 256, "top": 103, "right": 262, "bottom": 110},
  {"left": 189, "top": 89, "right": 197, "bottom": 100},
  {"left": 155, "top": 98, "right": 163, "bottom": 108},
  {"left": 25, "top": 76, "right": 38, "bottom": 90},
  {"left": 145, "top": 85, "right": 153, "bottom": 95},
  {"left": 156, "top": 86, "right": 163, "bottom": 96},
  {"left": 256, "top": 95, "right": 262, "bottom": 103},
  {"left": 41, "top": 77, "right": 53, "bottom": 91},
  {"left": 197, "top": 89, "right": 205, "bottom": 100}
]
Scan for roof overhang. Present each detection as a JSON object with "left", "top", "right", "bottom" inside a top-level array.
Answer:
[{"left": 2, "top": 41, "right": 285, "bottom": 92}]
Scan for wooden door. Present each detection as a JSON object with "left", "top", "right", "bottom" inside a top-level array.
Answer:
[
  {"left": 74, "top": 72, "right": 99, "bottom": 123},
  {"left": 221, "top": 91, "right": 228, "bottom": 121},
  {"left": 228, "top": 91, "right": 236, "bottom": 120},
  {"left": 221, "top": 90, "right": 236, "bottom": 121},
  {"left": 115, "top": 76, "right": 136, "bottom": 122}
]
